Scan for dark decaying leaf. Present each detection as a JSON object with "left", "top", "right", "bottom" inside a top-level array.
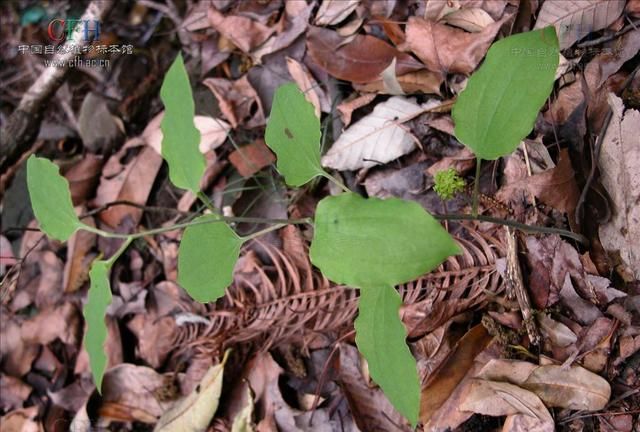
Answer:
[{"left": 306, "top": 26, "right": 424, "bottom": 84}]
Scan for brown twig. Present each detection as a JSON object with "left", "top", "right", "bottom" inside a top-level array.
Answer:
[{"left": 0, "top": 1, "right": 114, "bottom": 174}]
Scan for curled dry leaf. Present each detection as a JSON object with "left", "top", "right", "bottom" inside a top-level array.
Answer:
[
  {"left": 405, "top": 15, "right": 507, "bottom": 75},
  {"left": 203, "top": 75, "right": 265, "bottom": 129},
  {"left": 353, "top": 69, "right": 443, "bottom": 96},
  {"left": 442, "top": 7, "right": 495, "bottom": 32},
  {"left": 251, "top": 2, "right": 313, "bottom": 62},
  {"left": 534, "top": 0, "right": 626, "bottom": 49},
  {"left": 93, "top": 138, "right": 163, "bottom": 228},
  {"left": 476, "top": 359, "right": 611, "bottom": 411},
  {"left": 207, "top": 6, "right": 275, "bottom": 53},
  {"left": 314, "top": 0, "right": 359, "bottom": 26},
  {"left": 306, "top": 26, "right": 424, "bottom": 84},
  {"left": 321, "top": 96, "right": 426, "bottom": 171},
  {"left": 459, "top": 379, "right": 554, "bottom": 431},
  {"left": 285, "top": 57, "right": 330, "bottom": 116},
  {"left": 420, "top": 325, "right": 494, "bottom": 425},
  {"left": 144, "top": 112, "right": 231, "bottom": 154},
  {"left": 598, "top": 94, "right": 640, "bottom": 280}
]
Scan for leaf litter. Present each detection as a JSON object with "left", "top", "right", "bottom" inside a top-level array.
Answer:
[{"left": 2, "top": 0, "right": 640, "bottom": 431}]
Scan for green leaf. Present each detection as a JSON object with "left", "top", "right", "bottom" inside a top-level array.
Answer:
[
  {"left": 178, "top": 215, "right": 243, "bottom": 303},
  {"left": 265, "top": 83, "right": 326, "bottom": 187},
  {"left": 310, "top": 193, "right": 460, "bottom": 288},
  {"left": 355, "top": 285, "right": 420, "bottom": 426},
  {"left": 452, "top": 27, "right": 559, "bottom": 160},
  {"left": 160, "top": 53, "right": 205, "bottom": 192},
  {"left": 26, "top": 155, "right": 84, "bottom": 241},
  {"left": 84, "top": 260, "right": 111, "bottom": 392}
]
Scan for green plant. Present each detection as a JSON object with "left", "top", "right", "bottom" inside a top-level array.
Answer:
[
  {"left": 26, "top": 26, "right": 560, "bottom": 427},
  {"left": 433, "top": 168, "right": 466, "bottom": 201}
]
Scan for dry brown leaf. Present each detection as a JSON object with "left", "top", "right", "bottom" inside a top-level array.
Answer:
[
  {"left": 251, "top": 2, "right": 313, "bottom": 62},
  {"left": 420, "top": 324, "right": 494, "bottom": 424},
  {"left": 405, "top": 15, "right": 507, "bottom": 75},
  {"left": 100, "top": 364, "right": 173, "bottom": 423},
  {"left": 93, "top": 139, "right": 163, "bottom": 228},
  {"left": 476, "top": 359, "right": 611, "bottom": 410},
  {"left": 144, "top": 113, "right": 231, "bottom": 155},
  {"left": 0, "top": 407, "right": 44, "bottom": 432},
  {"left": 321, "top": 96, "right": 426, "bottom": 171},
  {"left": 534, "top": 0, "right": 626, "bottom": 49},
  {"left": 354, "top": 67, "right": 443, "bottom": 96},
  {"left": 459, "top": 379, "right": 554, "bottom": 431},
  {"left": 442, "top": 7, "right": 495, "bottom": 32},
  {"left": 306, "top": 26, "right": 424, "bottom": 84},
  {"left": 203, "top": 75, "right": 265, "bottom": 129},
  {"left": 64, "top": 154, "right": 103, "bottom": 206},
  {"left": 314, "top": 0, "right": 359, "bottom": 26},
  {"left": 336, "top": 93, "right": 377, "bottom": 127},
  {"left": 228, "top": 139, "right": 275, "bottom": 178},
  {"left": 207, "top": 6, "right": 275, "bottom": 53},
  {"left": 537, "top": 313, "right": 578, "bottom": 348},
  {"left": 598, "top": 94, "right": 640, "bottom": 280},
  {"left": 62, "top": 216, "right": 97, "bottom": 293},
  {"left": 285, "top": 57, "right": 329, "bottom": 116},
  {"left": 0, "top": 374, "right": 32, "bottom": 411}
]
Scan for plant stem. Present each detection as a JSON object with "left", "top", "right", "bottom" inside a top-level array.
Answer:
[
  {"left": 82, "top": 216, "right": 312, "bottom": 240},
  {"left": 434, "top": 213, "right": 589, "bottom": 245},
  {"left": 241, "top": 223, "right": 287, "bottom": 241},
  {"left": 105, "top": 236, "right": 134, "bottom": 267},
  {"left": 196, "top": 191, "right": 218, "bottom": 214},
  {"left": 472, "top": 157, "right": 481, "bottom": 217},
  {"left": 322, "top": 172, "right": 350, "bottom": 193}
]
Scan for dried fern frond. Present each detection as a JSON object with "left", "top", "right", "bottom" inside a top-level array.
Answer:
[{"left": 171, "top": 223, "right": 505, "bottom": 359}]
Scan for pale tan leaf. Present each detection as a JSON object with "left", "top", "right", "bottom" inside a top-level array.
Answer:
[
  {"left": 598, "top": 94, "right": 640, "bottom": 280},
  {"left": 476, "top": 359, "right": 611, "bottom": 411},
  {"left": 537, "top": 313, "right": 577, "bottom": 347},
  {"left": 321, "top": 96, "right": 427, "bottom": 170},
  {"left": 314, "top": 0, "right": 360, "bottom": 26},
  {"left": 154, "top": 351, "right": 228, "bottom": 431},
  {"left": 285, "top": 57, "right": 328, "bottom": 117},
  {"left": 459, "top": 379, "right": 553, "bottom": 425},
  {"left": 534, "top": 0, "right": 626, "bottom": 49},
  {"left": 442, "top": 8, "right": 495, "bottom": 32}
]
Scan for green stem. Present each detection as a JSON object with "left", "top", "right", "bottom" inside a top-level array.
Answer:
[
  {"left": 322, "top": 172, "right": 350, "bottom": 193},
  {"left": 472, "top": 157, "right": 481, "bottom": 217},
  {"left": 241, "top": 223, "right": 287, "bottom": 241},
  {"left": 196, "top": 191, "right": 218, "bottom": 214},
  {"left": 435, "top": 213, "right": 589, "bottom": 245},
  {"left": 105, "top": 236, "right": 133, "bottom": 267},
  {"left": 82, "top": 216, "right": 312, "bottom": 240}
]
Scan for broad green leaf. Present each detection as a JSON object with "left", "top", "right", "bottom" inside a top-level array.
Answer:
[
  {"left": 178, "top": 215, "right": 243, "bottom": 303},
  {"left": 355, "top": 285, "right": 420, "bottom": 426},
  {"left": 265, "top": 83, "right": 326, "bottom": 186},
  {"left": 84, "top": 260, "right": 111, "bottom": 392},
  {"left": 27, "top": 155, "right": 84, "bottom": 241},
  {"left": 310, "top": 193, "right": 460, "bottom": 288},
  {"left": 160, "top": 53, "right": 205, "bottom": 192},
  {"left": 452, "top": 27, "right": 558, "bottom": 160}
]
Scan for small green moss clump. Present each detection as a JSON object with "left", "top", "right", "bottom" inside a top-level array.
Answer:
[{"left": 433, "top": 168, "right": 466, "bottom": 201}]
